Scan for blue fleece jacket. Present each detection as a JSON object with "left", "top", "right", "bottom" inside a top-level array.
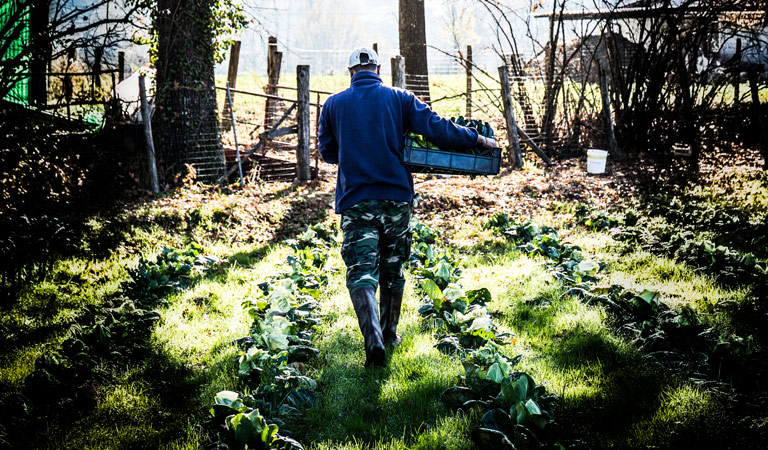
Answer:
[{"left": 318, "top": 71, "right": 479, "bottom": 213}]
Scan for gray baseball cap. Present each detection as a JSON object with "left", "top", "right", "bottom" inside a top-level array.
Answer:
[{"left": 348, "top": 47, "right": 379, "bottom": 68}]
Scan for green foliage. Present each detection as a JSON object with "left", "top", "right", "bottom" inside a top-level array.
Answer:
[
  {"left": 418, "top": 280, "right": 507, "bottom": 349},
  {"left": 404, "top": 117, "right": 496, "bottom": 156},
  {"left": 21, "top": 296, "right": 162, "bottom": 421},
  {"left": 0, "top": 215, "right": 76, "bottom": 298},
  {"left": 493, "top": 210, "right": 768, "bottom": 392},
  {"left": 413, "top": 221, "right": 441, "bottom": 245},
  {"left": 484, "top": 212, "right": 512, "bottom": 231},
  {"left": 209, "top": 223, "right": 337, "bottom": 449},
  {"left": 210, "top": 0, "right": 249, "bottom": 64},
  {"left": 129, "top": 243, "right": 219, "bottom": 302},
  {"left": 573, "top": 204, "right": 621, "bottom": 231},
  {"left": 617, "top": 222, "right": 767, "bottom": 289},
  {"left": 211, "top": 391, "right": 301, "bottom": 449},
  {"left": 450, "top": 116, "right": 495, "bottom": 139},
  {"left": 408, "top": 219, "right": 555, "bottom": 449},
  {"left": 410, "top": 221, "right": 462, "bottom": 290},
  {"left": 138, "top": 0, "right": 248, "bottom": 65},
  {"left": 597, "top": 194, "right": 768, "bottom": 289},
  {"left": 440, "top": 341, "right": 556, "bottom": 450}
]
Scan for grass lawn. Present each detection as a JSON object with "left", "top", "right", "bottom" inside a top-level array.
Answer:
[{"left": 1, "top": 159, "right": 767, "bottom": 449}]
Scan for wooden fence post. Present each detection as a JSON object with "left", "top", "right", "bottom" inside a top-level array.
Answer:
[
  {"left": 391, "top": 55, "right": 405, "bottom": 88},
  {"left": 139, "top": 74, "right": 159, "bottom": 194},
  {"left": 498, "top": 65, "right": 522, "bottom": 168},
  {"left": 465, "top": 45, "right": 472, "bottom": 120},
  {"left": 118, "top": 51, "right": 125, "bottom": 82},
  {"left": 734, "top": 38, "right": 742, "bottom": 107},
  {"left": 93, "top": 47, "right": 103, "bottom": 89},
  {"left": 748, "top": 68, "right": 768, "bottom": 169},
  {"left": 221, "top": 40, "right": 241, "bottom": 131},
  {"left": 296, "top": 65, "right": 311, "bottom": 182},
  {"left": 265, "top": 36, "right": 283, "bottom": 129}
]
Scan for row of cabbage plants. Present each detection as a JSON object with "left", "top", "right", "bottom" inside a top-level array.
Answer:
[{"left": 208, "top": 224, "right": 337, "bottom": 450}]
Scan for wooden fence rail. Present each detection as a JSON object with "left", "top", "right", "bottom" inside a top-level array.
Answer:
[{"left": 214, "top": 86, "right": 324, "bottom": 108}]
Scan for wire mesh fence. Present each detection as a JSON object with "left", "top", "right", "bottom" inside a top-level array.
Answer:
[
  {"left": 154, "top": 85, "right": 227, "bottom": 183},
  {"left": 205, "top": 42, "right": 617, "bottom": 183},
  {"left": 214, "top": 78, "right": 332, "bottom": 182}
]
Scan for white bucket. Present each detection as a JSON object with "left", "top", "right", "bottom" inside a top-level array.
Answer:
[{"left": 586, "top": 149, "right": 608, "bottom": 174}]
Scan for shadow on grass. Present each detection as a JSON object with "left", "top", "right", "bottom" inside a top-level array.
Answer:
[
  {"left": 0, "top": 236, "right": 273, "bottom": 449},
  {"left": 293, "top": 317, "right": 472, "bottom": 449},
  {"left": 0, "top": 294, "right": 221, "bottom": 449},
  {"left": 459, "top": 238, "right": 520, "bottom": 267},
  {"left": 21, "top": 342, "right": 230, "bottom": 450},
  {"left": 226, "top": 244, "right": 272, "bottom": 266},
  {"left": 503, "top": 289, "right": 767, "bottom": 449},
  {"left": 271, "top": 188, "right": 334, "bottom": 243}
]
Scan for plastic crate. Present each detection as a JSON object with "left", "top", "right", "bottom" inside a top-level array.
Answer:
[{"left": 403, "top": 136, "right": 501, "bottom": 175}]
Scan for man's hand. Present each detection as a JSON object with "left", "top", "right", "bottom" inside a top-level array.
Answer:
[{"left": 477, "top": 134, "right": 498, "bottom": 149}]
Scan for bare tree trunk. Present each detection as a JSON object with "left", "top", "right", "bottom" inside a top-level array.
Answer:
[
  {"left": 499, "top": 65, "right": 522, "bottom": 168},
  {"left": 678, "top": 49, "right": 699, "bottom": 174},
  {"left": 598, "top": 61, "right": 619, "bottom": 159},
  {"left": 398, "top": 0, "right": 430, "bottom": 104},
  {"left": 465, "top": 45, "right": 472, "bottom": 120}
]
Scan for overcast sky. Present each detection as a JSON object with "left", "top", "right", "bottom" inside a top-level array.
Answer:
[{"left": 224, "top": 0, "right": 555, "bottom": 75}]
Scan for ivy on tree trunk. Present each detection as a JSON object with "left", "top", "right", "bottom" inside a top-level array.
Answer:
[{"left": 154, "top": 0, "right": 225, "bottom": 184}]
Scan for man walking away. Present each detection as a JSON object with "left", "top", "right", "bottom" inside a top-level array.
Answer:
[{"left": 318, "top": 47, "right": 497, "bottom": 368}]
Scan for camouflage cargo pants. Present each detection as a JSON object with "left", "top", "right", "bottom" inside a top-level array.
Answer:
[{"left": 340, "top": 199, "right": 412, "bottom": 293}]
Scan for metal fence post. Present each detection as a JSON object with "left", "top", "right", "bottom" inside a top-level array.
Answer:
[{"left": 226, "top": 81, "right": 244, "bottom": 187}]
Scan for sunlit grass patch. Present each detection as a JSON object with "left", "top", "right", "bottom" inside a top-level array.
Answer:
[
  {"left": 51, "top": 422, "right": 166, "bottom": 450},
  {"left": 690, "top": 166, "right": 768, "bottom": 224},
  {"left": 153, "top": 286, "right": 248, "bottom": 363},
  {"left": 409, "top": 412, "right": 477, "bottom": 450},
  {"left": 567, "top": 229, "right": 616, "bottom": 255},
  {"left": 376, "top": 342, "right": 463, "bottom": 440},
  {"left": 1, "top": 250, "right": 136, "bottom": 392},
  {"left": 152, "top": 245, "right": 291, "bottom": 364},
  {"left": 96, "top": 381, "right": 158, "bottom": 421},
  {"left": 627, "top": 383, "right": 721, "bottom": 448},
  {"left": 307, "top": 410, "right": 476, "bottom": 450},
  {"left": 460, "top": 253, "right": 540, "bottom": 303},
  {"left": 438, "top": 215, "right": 489, "bottom": 248},
  {"left": 0, "top": 346, "right": 41, "bottom": 390},
  {"left": 302, "top": 247, "right": 471, "bottom": 448},
  {"left": 604, "top": 248, "right": 752, "bottom": 316},
  {"left": 37, "top": 375, "right": 182, "bottom": 449}
]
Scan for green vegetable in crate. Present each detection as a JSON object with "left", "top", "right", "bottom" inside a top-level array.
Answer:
[
  {"left": 406, "top": 131, "right": 440, "bottom": 150},
  {"left": 451, "top": 116, "right": 494, "bottom": 139},
  {"left": 404, "top": 117, "right": 496, "bottom": 160}
]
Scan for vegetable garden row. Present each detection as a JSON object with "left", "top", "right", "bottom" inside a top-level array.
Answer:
[
  {"left": 3, "top": 192, "right": 766, "bottom": 449},
  {"left": 202, "top": 205, "right": 767, "bottom": 449}
]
